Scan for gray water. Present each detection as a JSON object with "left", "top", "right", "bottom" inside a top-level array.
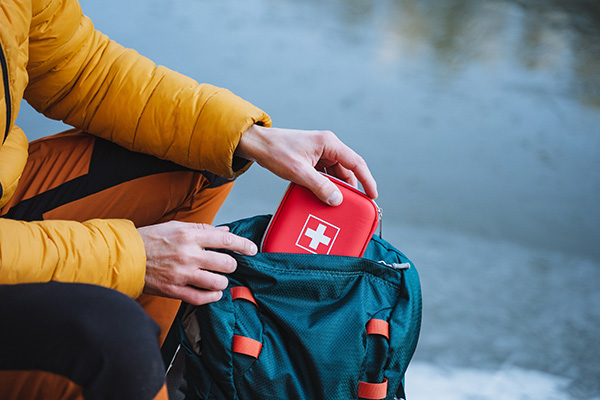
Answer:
[{"left": 17, "top": 0, "right": 600, "bottom": 398}]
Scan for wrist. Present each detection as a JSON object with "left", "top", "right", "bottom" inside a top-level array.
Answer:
[{"left": 235, "top": 124, "right": 267, "bottom": 162}]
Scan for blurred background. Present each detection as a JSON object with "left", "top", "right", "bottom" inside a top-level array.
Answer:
[{"left": 18, "top": 0, "right": 600, "bottom": 398}]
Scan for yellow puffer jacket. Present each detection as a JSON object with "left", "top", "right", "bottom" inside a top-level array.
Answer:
[{"left": 0, "top": 0, "right": 271, "bottom": 298}]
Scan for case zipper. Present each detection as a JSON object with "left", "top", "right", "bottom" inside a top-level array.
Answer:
[
  {"left": 323, "top": 172, "right": 383, "bottom": 238},
  {"left": 377, "top": 205, "right": 383, "bottom": 239},
  {"left": 0, "top": 42, "right": 11, "bottom": 144}
]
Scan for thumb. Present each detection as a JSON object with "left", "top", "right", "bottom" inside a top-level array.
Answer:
[{"left": 301, "top": 170, "right": 343, "bottom": 206}]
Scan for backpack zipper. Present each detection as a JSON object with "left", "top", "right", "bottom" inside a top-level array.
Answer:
[{"left": 0, "top": 42, "right": 11, "bottom": 144}]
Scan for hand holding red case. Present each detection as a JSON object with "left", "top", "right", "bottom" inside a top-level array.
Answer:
[{"left": 261, "top": 174, "right": 380, "bottom": 257}]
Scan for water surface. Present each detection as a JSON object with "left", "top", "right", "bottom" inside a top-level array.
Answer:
[{"left": 17, "top": 0, "right": 600, "bottom": 398}]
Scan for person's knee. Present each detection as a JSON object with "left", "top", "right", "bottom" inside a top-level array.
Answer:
[
  {"left": 0, "top": 282, "right": 165, "bottom": 400},
  {"left": 59, "top": 284, "right": 165, "bottom": 393}
]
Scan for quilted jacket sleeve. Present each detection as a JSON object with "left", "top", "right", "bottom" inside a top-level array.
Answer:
[
  {"left": 0, "top": 218, "right": 146, "bottom": 298},
  {"left": 7, "top": 0, "right": 270, "bottom": 296},
  {"left": 25, "top": 0, "right": 271, "bottom": 179}
]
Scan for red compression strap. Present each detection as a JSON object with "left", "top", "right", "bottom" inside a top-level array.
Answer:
[
  {"left": 232, "top": 335, "right": 262, "bottom": 358},
  {"left": 357, "top": 378, "right": 388, "bottom": 399},
  {"left": 231, "top": 286, "right": 258, "bottom": 306},
  {"left": 366, "top": 319, "right": 390, "bottom": 339}
]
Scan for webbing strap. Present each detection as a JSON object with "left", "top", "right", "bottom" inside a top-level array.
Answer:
[
  {"left": 366, "top": 319, "right": 390, "bottom": 339},
  {"left": 358, "top": 378, "right": 388, "bottom": 399},
  {"left": 359, "top": 319, "right": 389, "bottom": 399},
  {"left": 231, "top": 286, "right": 258, "bottom": 306},
  {"left": 232, "top": 335, "right": 262, "bottom": 358}
]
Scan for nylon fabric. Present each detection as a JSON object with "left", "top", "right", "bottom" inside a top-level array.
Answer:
[
  {"left": 171, "top": 214, "right": 421, "bottom": 400},
  {"left": 0, "top": 370, "right": 85, "bottom": 400},
  {"left": 0, "top": 0, "right": 271, "bottom": 298},
  {"left": 1, "top": 129, "right": 235, "bottom": 338}
]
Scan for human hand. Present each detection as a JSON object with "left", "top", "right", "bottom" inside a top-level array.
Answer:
[
  {"left": 138, "top": 221, "right": 257, "bottom": 305},
  {"left": 235, "top": 125, "right": 378, "bottom": 206}
]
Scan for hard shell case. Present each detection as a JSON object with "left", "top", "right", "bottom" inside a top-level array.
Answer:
[{"left": 261, "top": 174, "right": 380, "bottom": 257}]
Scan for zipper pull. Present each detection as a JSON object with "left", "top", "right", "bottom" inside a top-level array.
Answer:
[
  {"left": 378, "top": 260, "right": 411, "bottom": 270},
  {"left": 377, "top": 206, "right": 383, "bottom": 239}
]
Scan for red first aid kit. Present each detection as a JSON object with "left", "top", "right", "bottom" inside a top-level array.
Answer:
[{"left": 261, "top": 174, "right": 381, "bottom": 257}]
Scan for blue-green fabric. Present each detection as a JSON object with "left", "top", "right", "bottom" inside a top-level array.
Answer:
[{"left": 176, "top": 215, "right": 422, "bottom": 400}]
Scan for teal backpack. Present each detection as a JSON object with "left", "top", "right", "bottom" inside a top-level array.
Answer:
[{"left": 164, "top": 215, "right": 422, "bottom": 400}]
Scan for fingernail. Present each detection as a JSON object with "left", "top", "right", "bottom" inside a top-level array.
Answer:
[
  {"left": 250, "top": 243, "right": 258, "bottom": 255},
  {"left": 327, "top": 190, "right": 343, "bottom": 206}
]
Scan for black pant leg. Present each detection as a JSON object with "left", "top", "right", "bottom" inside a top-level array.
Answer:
[{"left": 0, "top": 282, "right": 165, "bottom": 400}]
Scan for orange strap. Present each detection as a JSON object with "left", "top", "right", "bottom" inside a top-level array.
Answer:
[
  {"left": 357, "top": 378, "right": 388, "bottom": 399},
  {"left": 232, "top": 335, "right": 262, "bottom": 358},
  {"left": 231, "top": 286, "right": 258, "bottom": 307},
  {"left": 366, "top": 319, "right": 390, "bottom": 339}
]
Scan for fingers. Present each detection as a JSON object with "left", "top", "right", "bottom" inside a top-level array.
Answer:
[
  {"left": 141, "top": 221, "right": 258, "bottom": 306},
  {"left": 193, "top": 224, "right": 258, "bottom": 255},
  {"left": 325, "top": 135, "right": 378, "bottom": 200},
  {"left": 170, "top": 285, "right": 224, "bottom": 306},
  {"left": 302, "top": 170, "right": 345, "bottom": 206},
  {"left": 169, "top": 261, "right": 232, "bottom": 306},
  {"left": 325, "top": 163, "right": 359, "bottom": 188},
  {"left": 236, "top": 125, "right": 377, "bottom": 203},
  {"left": 153, "top": 249, "right": 238, "bottom": 306},
  {"left": 187, "top": 247, "right": 238, "bottom": 275},
  {"left": 299, "top": 130, "right": 378, "bottom": 203},
  {"left": 187, "top": 267, "right": 229, "bottom": 290},
  {"left": 164, "top": 261, "right": 234, "bottom": 306},
  {"left": 301, "top": 154, "right": 377, "bottom": 206}
]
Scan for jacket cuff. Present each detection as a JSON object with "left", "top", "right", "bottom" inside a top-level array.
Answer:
[
  {"left": 188, "top": 88, "right": 271, "bottom": 179},
  {"left": 84, "top": 219, "right": 147, "bottom": 299}
]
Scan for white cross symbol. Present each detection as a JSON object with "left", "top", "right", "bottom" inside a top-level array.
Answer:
[{"left": 304, "top": 223, "right": 331, "bottom": 250}]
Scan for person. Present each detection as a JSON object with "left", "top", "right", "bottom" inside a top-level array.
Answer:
[{"left": 0, "top": 0, "right": 377, "bottom": 399}]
